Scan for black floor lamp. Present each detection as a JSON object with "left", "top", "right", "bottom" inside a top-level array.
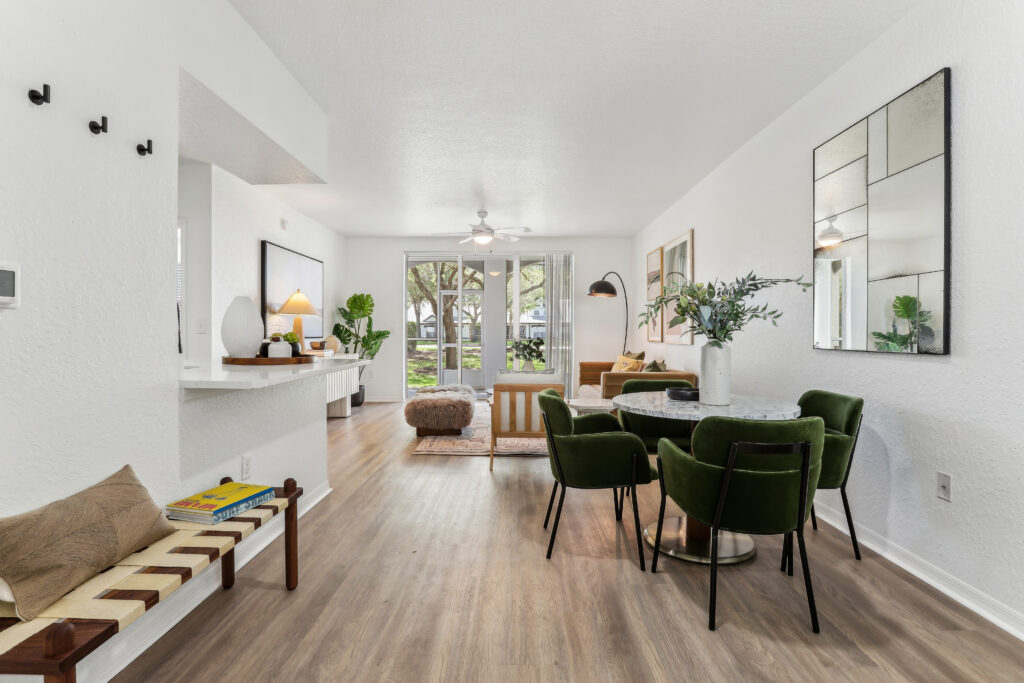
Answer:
[{"left": 588, "top": 271, "right": 628, "bottom": 355}]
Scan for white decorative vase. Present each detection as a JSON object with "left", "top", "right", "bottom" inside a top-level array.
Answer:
[
  {"left": 700, "top": 343, "right": 731, "bottom": 406},
  {"left": 522, "top": 360, "right": 535, "bottom": 371},
  {"left": 221, "top": 296, "right": 264, "bottom": 359}
]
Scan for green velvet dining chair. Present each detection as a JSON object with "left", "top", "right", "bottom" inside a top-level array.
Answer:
[
  {"left": 537, "top": 389, "right": 656, "bottom": 571},
  {"left": 652, "top": 416, "right": 825, "bottom": 632},
  {"left": 797, "top": 389, "right": 865, "bottom": 560},
  {"left": 618, "top": 378, "right": 696, "bottom": 454}
]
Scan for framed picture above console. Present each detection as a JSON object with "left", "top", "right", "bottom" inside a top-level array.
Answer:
[
  {"left": 812, "top": 68, "right": 950, "bottom": 355},
  {"left": 261, "top": 240, "right": 325, "bottom": 340}
]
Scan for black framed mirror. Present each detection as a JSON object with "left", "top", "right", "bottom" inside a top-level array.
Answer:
[{"left": 813, "top": 68, "right": 950, "bottom": 355}]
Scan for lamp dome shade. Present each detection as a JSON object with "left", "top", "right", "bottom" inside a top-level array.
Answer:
[
  {"left": 277, "top": 289, "right": 320, "bottom": 316},
  {"left": 588, "top": 279, "right": 618, "bottom": 297}
]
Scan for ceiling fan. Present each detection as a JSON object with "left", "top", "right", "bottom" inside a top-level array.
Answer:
[{"left": 434, "top": 210, "right": 531, "bottom": 245}]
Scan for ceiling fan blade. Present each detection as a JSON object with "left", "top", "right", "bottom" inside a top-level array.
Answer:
[
  {"left": 494, "top": 233, "right": 520, "bottom": 242},
  {"left": 458, "top": 236, "right": 475, "bottom": 244},
  {"left": 496, "top": 226, "right": 531, "bottom": 233},
  {"left": 431, "top": 232, "right": 473, "bottom": 237}
]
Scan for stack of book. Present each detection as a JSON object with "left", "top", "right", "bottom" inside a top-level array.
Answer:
[{"left": 166, "top": 482, "right": 275, "bottom": 524}]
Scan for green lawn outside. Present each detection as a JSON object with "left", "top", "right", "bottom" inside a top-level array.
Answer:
[{"left": 406, "top": 342, "right": 482, "bottom": 388}]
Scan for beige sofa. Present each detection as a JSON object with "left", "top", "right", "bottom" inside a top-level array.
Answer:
[{"left": 578, "top": 361, "right": 698, "bottom": 399}]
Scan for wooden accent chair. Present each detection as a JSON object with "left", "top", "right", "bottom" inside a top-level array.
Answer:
[
  {"left": 489, "top": 372, "right": 565, "bottom": 471},
  {"left": 578, "top": 361, "right": 697, "bottom": 399}
]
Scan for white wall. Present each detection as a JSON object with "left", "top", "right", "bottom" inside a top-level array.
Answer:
[
  {"left": 207, "top": 164, "right": 345, "bottom": 359},
  {"left": 344, "top": 237, "right": 635, "bottom": 401},
  {"left": 176, "top": 163, "right": 345, "bottom": 497},
  {"left": 632, "top": 0, "right": 1024, "bottom": 637},
  {"left": 0, "top": 1, "right": 181, "bottom": 514},
  {"left": 0, "top": 0, "right": 331, "bottom": 513}
]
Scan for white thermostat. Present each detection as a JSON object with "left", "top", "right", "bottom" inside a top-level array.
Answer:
[{"left": 0, "top": 262, "right": 20, "bottom": 308}]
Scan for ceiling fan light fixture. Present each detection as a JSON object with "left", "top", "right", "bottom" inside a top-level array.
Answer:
[
  {"left": 816, "top": 217, "right": 844, "bottom": 248},
  {"left": 473, "top": 233, "right": 494, "bottom": 245}
]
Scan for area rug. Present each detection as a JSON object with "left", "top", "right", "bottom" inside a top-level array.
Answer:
[{"left": 413, "top": 403, "right": 548, "bottom": 456}]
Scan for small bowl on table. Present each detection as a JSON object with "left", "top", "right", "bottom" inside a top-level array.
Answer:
[
  {"left": 309, "top": 340, "right": 326, "bottom": 350},
  {"left": 666, "top": 386, "right": 699, "bottom": 402}
]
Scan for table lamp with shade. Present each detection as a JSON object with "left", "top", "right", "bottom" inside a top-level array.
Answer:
[{"left": 277, "top": 289, "right": 320, "bottom": 350}]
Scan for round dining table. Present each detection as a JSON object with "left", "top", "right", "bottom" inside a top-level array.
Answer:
[{"left": 611, "top": 392, "right": 801, "bottom": 565}]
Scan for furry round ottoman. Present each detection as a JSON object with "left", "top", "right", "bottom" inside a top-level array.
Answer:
[{"left": 405, "top": 386, "right": 476, "bottom": 436}]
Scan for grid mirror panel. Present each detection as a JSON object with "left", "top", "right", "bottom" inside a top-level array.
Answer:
[{"left": 813, "top": 69, "right": 949, "bottom": 355}]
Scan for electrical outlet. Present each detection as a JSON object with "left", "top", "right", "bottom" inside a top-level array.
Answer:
[
  {"left": 937, "top": 472, "right": 951, "bottom": 502},
  {"left": 196, "top": 318, "right": 209, "bottom": 335},
  {"left": 241, "top": 454, "right": 252, "bottom": 481}
]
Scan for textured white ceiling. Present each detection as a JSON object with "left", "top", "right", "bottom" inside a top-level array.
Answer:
[{"left": 230, "top": 0, "right": 918, "bottom": 237}]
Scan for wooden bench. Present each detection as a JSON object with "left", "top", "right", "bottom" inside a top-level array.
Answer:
[{"left": 0, "top": 477, "right": 303, "bottom": 683}]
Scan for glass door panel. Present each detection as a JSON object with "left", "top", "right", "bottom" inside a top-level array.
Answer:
[{"left": 439, "top": 290, "right": 461, "bottom": 385}]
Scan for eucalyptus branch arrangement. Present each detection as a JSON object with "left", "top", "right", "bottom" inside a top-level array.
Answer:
[{"left": 640, "top": 272, "right": 811, "bottom": 348}]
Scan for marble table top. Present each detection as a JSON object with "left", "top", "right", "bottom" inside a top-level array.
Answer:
[{"left": 612, "top": 392, "right": 800, "bottom": 421}]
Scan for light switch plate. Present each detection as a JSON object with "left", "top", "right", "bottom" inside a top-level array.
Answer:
[{"left": 937, "top": 472, "right": 951, "bottom": 502}]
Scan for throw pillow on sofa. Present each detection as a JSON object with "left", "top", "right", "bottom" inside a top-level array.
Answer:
[
  {"left": 611, "top": 354, "right": 644, "bottom": 372},
  {"left": 643, "top": 359, "right": 667, "bottom": 372}
]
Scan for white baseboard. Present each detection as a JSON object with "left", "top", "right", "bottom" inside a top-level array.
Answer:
[
  {"left": 813, "top": 502, "right": 1024, "bottom": 642},
  {"left": 0, "top": 482, "right": 333, "bottom": 683}
]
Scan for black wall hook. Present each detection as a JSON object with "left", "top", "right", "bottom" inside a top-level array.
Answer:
[
  {"left": 137, "top": 139, "right": 153, "bottom": 156},
  {"left": 89, "top": 116, "right": 108, "bottom": 134},
  {"left": 28, "top": 84, "right": 51, "bottom": 105}
]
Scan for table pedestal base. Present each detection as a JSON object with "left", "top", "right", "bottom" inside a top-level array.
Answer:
[{"left": 643, "top": 516, "right": 756, "bottom": 565}]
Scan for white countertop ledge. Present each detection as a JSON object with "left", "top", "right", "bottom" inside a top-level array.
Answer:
[{"left": 180, "top": 358, "right": 370, "bottom": 390}]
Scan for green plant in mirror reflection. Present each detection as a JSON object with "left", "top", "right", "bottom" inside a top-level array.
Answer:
[{"left": 871, "top": 295, "right": 933, "bottom": 352}]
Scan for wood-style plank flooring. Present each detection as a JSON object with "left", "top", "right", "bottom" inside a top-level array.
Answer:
[{"left": 117, "top": 403, "right": 1024, "bottom": 682}]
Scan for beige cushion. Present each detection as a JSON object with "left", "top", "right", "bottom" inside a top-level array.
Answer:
[{"left": 0, "top": 465, "right": 175, "bottom": 621}]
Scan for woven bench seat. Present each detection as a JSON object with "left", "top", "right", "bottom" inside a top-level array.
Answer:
[{"left": 0, "top": 479, "right": 302, "bottom": 682}]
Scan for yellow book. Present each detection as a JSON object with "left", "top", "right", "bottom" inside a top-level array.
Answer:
[{"left": 167, "top": 482, "right": 274, "bottom": 514}]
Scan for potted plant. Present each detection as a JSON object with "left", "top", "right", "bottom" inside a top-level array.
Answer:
[
  {"left": 641, "top": 272, "right": 809, "bottom": 405},
  {"left": 333, "top": 293, "right": 391, "bottom": 406},
  {"left": 510, "top": 338, "right": 545, "bottom": 371}
]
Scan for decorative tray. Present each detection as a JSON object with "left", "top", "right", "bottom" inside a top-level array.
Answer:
[{"left": 222, "top": 356, "right": 315, "bottom": 366}]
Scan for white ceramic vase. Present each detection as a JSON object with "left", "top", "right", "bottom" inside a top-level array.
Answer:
[
  {"left": 221, "top": 296, "right": 264, "bottom": 359},
  {"left": 699, "top": 343, "right": 731, "bottom": 406},
  {"left": 522, "top": 360, "right": 536, "bottom": 371}
]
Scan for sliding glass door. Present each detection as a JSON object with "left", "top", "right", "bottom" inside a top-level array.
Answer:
[
  {"left": 405, "top": 256, "right": 484, "bottom": 396},
  {"left": 405, "top": 253, "right": 572, "bottom": 397}
]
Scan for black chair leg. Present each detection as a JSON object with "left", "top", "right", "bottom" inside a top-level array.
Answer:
[
  {"left": 709, "top": 526, "right": 720, "bottom": 630},
  {"left": 613, "top": 487, "right": 624, "bottom": 522},
  {"left": 546, "top": 486, "right": 566, "bottom": 559},
  {"left": 796, "top": 529, "right": 820, "bottom": 633},
  {"left": 841, "top": 487, "right": 862, "bottom": 560},
  {"left": 810, "top": 503, "right": 818, "bottom": 530},
  {"left": 787, "top": 532, "right": 794, "bottom": 576},
  {"left": 544, "top": 481, "right": 558, "bottom": 529},
  {"left": 630, "top": 455, "right": 645, "bottom": 571},
  {"left": 780, "top": 533, "right": 790, "bottom": 573},
  {"left": 652, "top": 491, "right": 667, "bottom": 573}
]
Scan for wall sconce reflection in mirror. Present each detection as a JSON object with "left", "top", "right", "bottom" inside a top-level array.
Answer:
[
  {"left": 89, "top": 116, "right": 108, "bottom": 135},
  {"left": 28, "top": 84, "right": 51, "bottom": 105},
  {"left": 137, "top": 139, "right": 153, "bottom": 156}
]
